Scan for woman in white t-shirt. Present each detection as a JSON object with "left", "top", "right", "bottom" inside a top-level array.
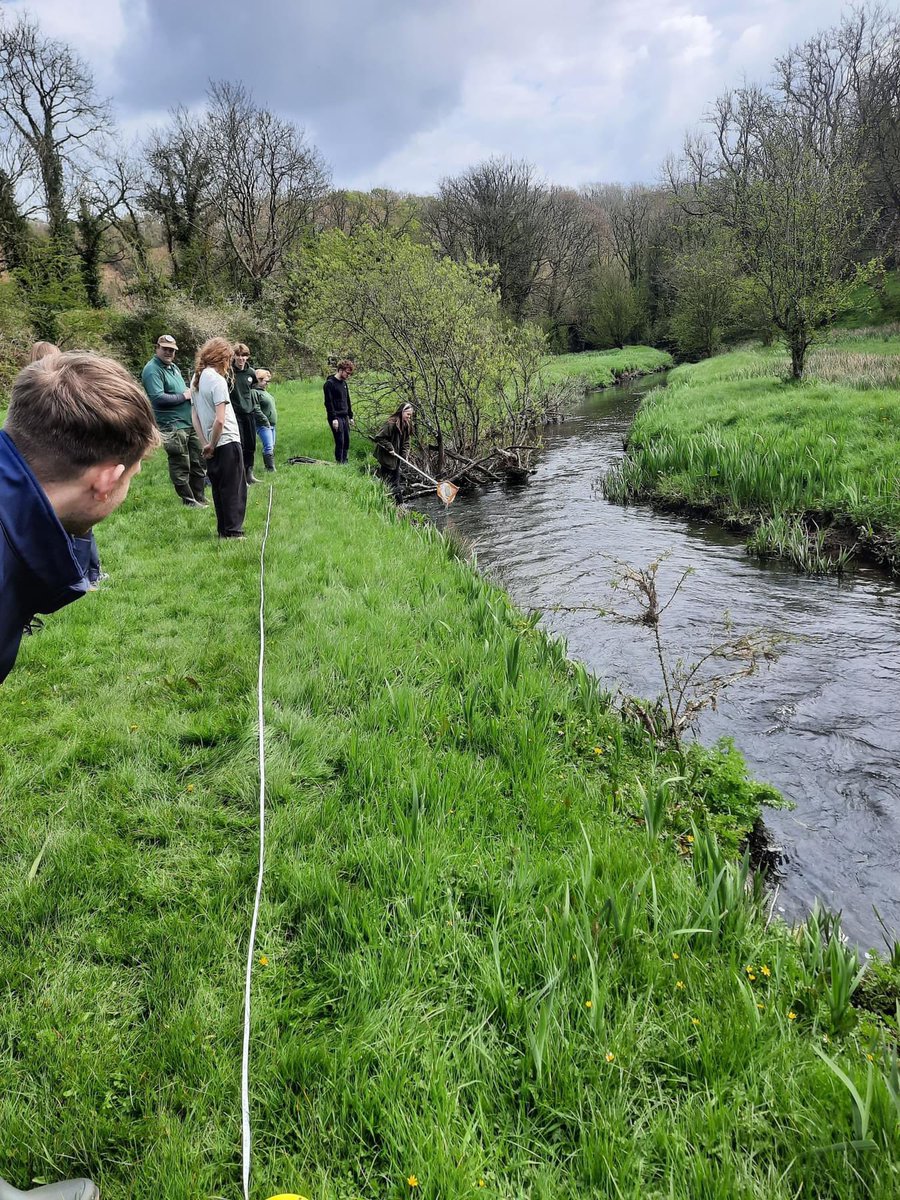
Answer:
[{"left": 190, "top": 337, "right": 247, "bottom": 538}]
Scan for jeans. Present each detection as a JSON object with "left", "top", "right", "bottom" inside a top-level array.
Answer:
[
  {"left": 160, "top": 426, "right": 206, "bottom": 503},
  {"left": 206, "top": 442, "right": 247, "bottom": 536},
  {"left": 331, "top": 416, "right": 350, "bottom": 463},
  {"left": 257, "top": 423, "right": 275, "bottom": 456}
]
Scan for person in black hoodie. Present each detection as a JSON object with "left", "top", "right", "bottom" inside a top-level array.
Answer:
[{"left": 323, "top": 359, "right": 354, "bottom": 463}]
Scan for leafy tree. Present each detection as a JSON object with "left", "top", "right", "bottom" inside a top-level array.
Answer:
[
  {"left": 14, "top": 237, "right": 88, "bottom": 343},
  {"left": 670, "top": 87, "right": 876, "bottom": 378},
  {"left": 591, "top": 265, "right": 645, "bottom": 348},
  {"left": 297, "top": 229, "right": 550, "bottom": 470},
  {"left": 668, "top": 236, "right": 739, "bottom": 359}
]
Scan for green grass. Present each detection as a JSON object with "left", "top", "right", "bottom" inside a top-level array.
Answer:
[
  {"left": 540, "top": 346, "right": 673, "bottom": 390},
  {"left": 1, "top": 383, "right": 898, "bottom": 1199},
  {"left": 605, "top": 339, "right": 900, "bottom": 573}
]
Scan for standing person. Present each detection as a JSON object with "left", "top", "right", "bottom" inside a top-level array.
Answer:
[
  {"left": 0, "top": 353, "right": 158, "bottom": 1200},
  {"left": 140, "top": 334, "right": 207, "bottom": 508},
  {"left": 191, "top": 338, "right": 247, "bottom": 539},
  {"left": 324, "top": 359, "right": 354, "bottom": 464},
  {"left": 373, "top": 402, "right": 414, "bottom": 502},
  {"left": 229, "top": 343, "right": 261, "bottom": 484},
  {"left": 251, "top": 369, "right": 277, "bottom": 472}
]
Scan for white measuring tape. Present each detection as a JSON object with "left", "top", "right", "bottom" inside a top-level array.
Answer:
[{"left": 241, "top": 484, "right": 275, "bottom": 1200}]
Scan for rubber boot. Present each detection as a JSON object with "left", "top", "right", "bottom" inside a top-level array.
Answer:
[
  {"left": 0, "top": 1177, "right": 99, "bottom": 1200},
  {"left": 246, "top": 468, "right": 262, "bottom": 485},
  {"left": 263, "top": 452, "right": 276, "bottom": 473}
]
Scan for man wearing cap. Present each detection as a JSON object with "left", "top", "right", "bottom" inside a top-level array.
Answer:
[{"left": 140, "top": 335, "right": 207, "bottom": 507}]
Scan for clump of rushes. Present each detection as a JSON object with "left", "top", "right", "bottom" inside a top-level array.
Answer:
[{"left": 0, "top": 378, "right": 897, "bottom": 1197}]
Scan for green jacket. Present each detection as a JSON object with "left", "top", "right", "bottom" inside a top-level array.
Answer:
[
  {"left": 374, "top": 418, "right": 410, "bottom": 470},
  {"left": 252, "top": 389, "right": 277, "bottom": 427},
  {"left": 141, "top": 356, "right": 191, "bottom": 431},
  {"left": 229, "top": 365, "right": 258, "bottom": 414}
]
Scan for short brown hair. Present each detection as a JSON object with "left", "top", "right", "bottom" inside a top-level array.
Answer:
[
  {"left": 233, "top": 343, "right": 250, "bottom": 357},
  {"left": 337, "top": 359, "right": 354, "bottom": 374},
  {"left": 5, "top": 352, "right": 160, "bottom": 483}
]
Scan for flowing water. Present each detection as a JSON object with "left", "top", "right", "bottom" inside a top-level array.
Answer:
[{"left": 423, "top": 374, "right": 900, "bottom": 949}]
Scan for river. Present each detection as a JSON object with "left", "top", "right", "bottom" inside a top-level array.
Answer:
[{"left": 422, "top": 373, "right": 900, "bottom": 949}]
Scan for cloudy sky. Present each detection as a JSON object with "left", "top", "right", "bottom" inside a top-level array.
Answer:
[{"left": 7, "top": 0, "right": 853, "bottom": 191}]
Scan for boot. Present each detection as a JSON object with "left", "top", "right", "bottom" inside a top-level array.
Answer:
[
  {"left": 263, "top": 452, "right": 276, "bottom": 473},
  {"left": 0, "top": 1177, "right": 99, "bottom": 1200},
  {"left": 246, "top": 469, "right": 262, "bottom": 484},
  {"left": 182, "top": 497, "right": 206, "bottom": 508}
]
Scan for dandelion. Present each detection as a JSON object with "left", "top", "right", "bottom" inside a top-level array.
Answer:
[
  {"left": 672, "top": 952, "right": 680, "bottom": 960},
  {"left": 760, "top": 964, "right": 771, "bottom": 977},
  {"left": 593, "top": 746, "right": 604, "bottom": 755},
  {"left": 186, "top": 784, "right": 194, "bottom": 793},
  {"left": 744, "top": 965, "right": 754, "bottom": 975},
  {"left": 408, "top": 1176, "right": 419, "bottom": 1189},
  {"left": 788, "top": 1011, "right": 797, "bottom": 1021},
  {"left": 691, "top": 1017, "right": 700, "bottom": 1026},
  {"left": 676, "top": 980, "right": 685, "bottom": 991},
  {"left": 605, "top": 1052, "right": 615, "bottom": 1063},
  {"left": 748, "top": 973, "right": 757, "bottom": 982},
  {"left": 478, "top": 1180, "right": 486, "bottom": 1188},
  {"left": 585, "top": 1000, "right": 593, "bottom": 1009},
  {"left": 258, "top": 956, "right": 269, "bottom": 966},
  {"left": 686, "top": 834, "right": 694, "bottom": 843}
]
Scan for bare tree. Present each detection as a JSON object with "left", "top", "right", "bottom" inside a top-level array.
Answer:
[
  {"left": 425, "top": 157, "right": 555, "bottom": 320},
  {"left": 73, "top": 151, "right": 145, "bottom": 305},
  {"left": 0, "top": 12, "right": 109, "bottom": 238},
  {"left": 0, "top": 140, "right": 38, "bottom": 271},
  {"left": 318, "top": 187, "right": 421, "bottom": 238},
  {"left": 142, "top": 108, "right": 214, "bottom": 288},
  {"left": 205, "top": 81, "right": 330, "bottom": 298}
]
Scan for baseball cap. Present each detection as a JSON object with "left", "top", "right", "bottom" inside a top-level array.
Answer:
[{"left": 157, "top": 334, "right": 178, "bottom": 348}]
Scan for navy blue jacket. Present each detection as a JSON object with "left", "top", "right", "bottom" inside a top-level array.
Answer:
[{"left": 0, "top": 430, "right": 91, "bottom": 683}]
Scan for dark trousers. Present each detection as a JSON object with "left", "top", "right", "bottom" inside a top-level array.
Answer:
[
  {"left": 206, "top": 442, "right": 247, "bottom": 537},
  {"left": 331, "top": 416, "right": 350, "bottom": 463},
  {"left": 235, "top": 408, "right": 257, "bottom": 475},
  {"left": 377, "top": 465, "right": 404, "bottom": 502},
  {"left": 161, "top": 426, "right": 206, "bottom": 502}
]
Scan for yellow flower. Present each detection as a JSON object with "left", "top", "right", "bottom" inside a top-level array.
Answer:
[
  {"left": 186, "top": 784, "right": 194, "bottom": 793},
  {"left": 593, "top": 746, "right": 604, "bottom": 755},
  {"left": 129, "top": 724, "right": 138, "bottom": 732},
  {"left": 585, "top": 1000, "right": 593, "bottom": 1009},
  {"left": 757, "top": 1003, "right": 765, "bottom": 1011},
  {"left": 258, "top": 956, "right": 269, "bottom": 966},
  {"left": 866, "top": 1053, "right": 874, "bottom": 1061},
  {"left": 788, "top": 1011, "right": 797, "bottom": 1021},
  {"left": 408, "top": 1176, "right": 419, "bottom": 1189},
  {"left": 478, "top": 1180, "right": 486, "bottom": 1189},
  {"left": 676, "top": 980, "right": 685, "bottom": 991},
  {"left": 744, "top": 965, "right": 754, "bottom": 975},
  {"left": 605, "top": 1052, "right": 615, "bottom": 1063},
  {"left": 760, "top": 964, "right": 771, "bottom": 977},
  {"left": 691, "top": 1017, "right": 700, "bottom": 1026},
  {"left": 748, "top": 973, "right": 757, "bottom": 982},
  {"left": 672, "top": 952, "right": 680, "bottom": 960},
  {"left": 686, "top": 834, "right": 694, "bottom": 843}
]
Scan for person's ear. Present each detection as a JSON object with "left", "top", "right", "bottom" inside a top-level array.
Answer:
[{"left": 87, "top": 462, "right": 126, "bottom": 501}]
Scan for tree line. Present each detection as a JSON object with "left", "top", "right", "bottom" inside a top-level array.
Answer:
[{"left": 1, "top": 4, "right": 899, "bottom": 381}]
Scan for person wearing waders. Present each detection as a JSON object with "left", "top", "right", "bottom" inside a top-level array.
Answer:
[
  {"left": 0, "top": 351, "right": 160, "bottom": 1200},
  {"left": 140, "top": 334, "right": 208, "bottom": 507},
  {"left": 229, "top": 343, "right": 262, "bottom": 484},
  {"left": 373, "top": 402, "right": 414, "bottom": 502},
  {"left": 323, "top": 359, "right": 354, "bottom": 463}
]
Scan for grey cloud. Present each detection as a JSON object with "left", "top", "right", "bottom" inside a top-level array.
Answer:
[{"left": 113, "top": 0, "right": 473, "bottom": 177}]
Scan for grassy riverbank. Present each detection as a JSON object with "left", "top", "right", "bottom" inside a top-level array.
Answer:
[
  {"left": 1, "top": 391, "right": 898, "bottom": 1199},
  {"left": 541, "top": 345, "right": 673, "bottom": 390},
  {"left": 605, "top": 337, "right": 900, "bottom": 574}
]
